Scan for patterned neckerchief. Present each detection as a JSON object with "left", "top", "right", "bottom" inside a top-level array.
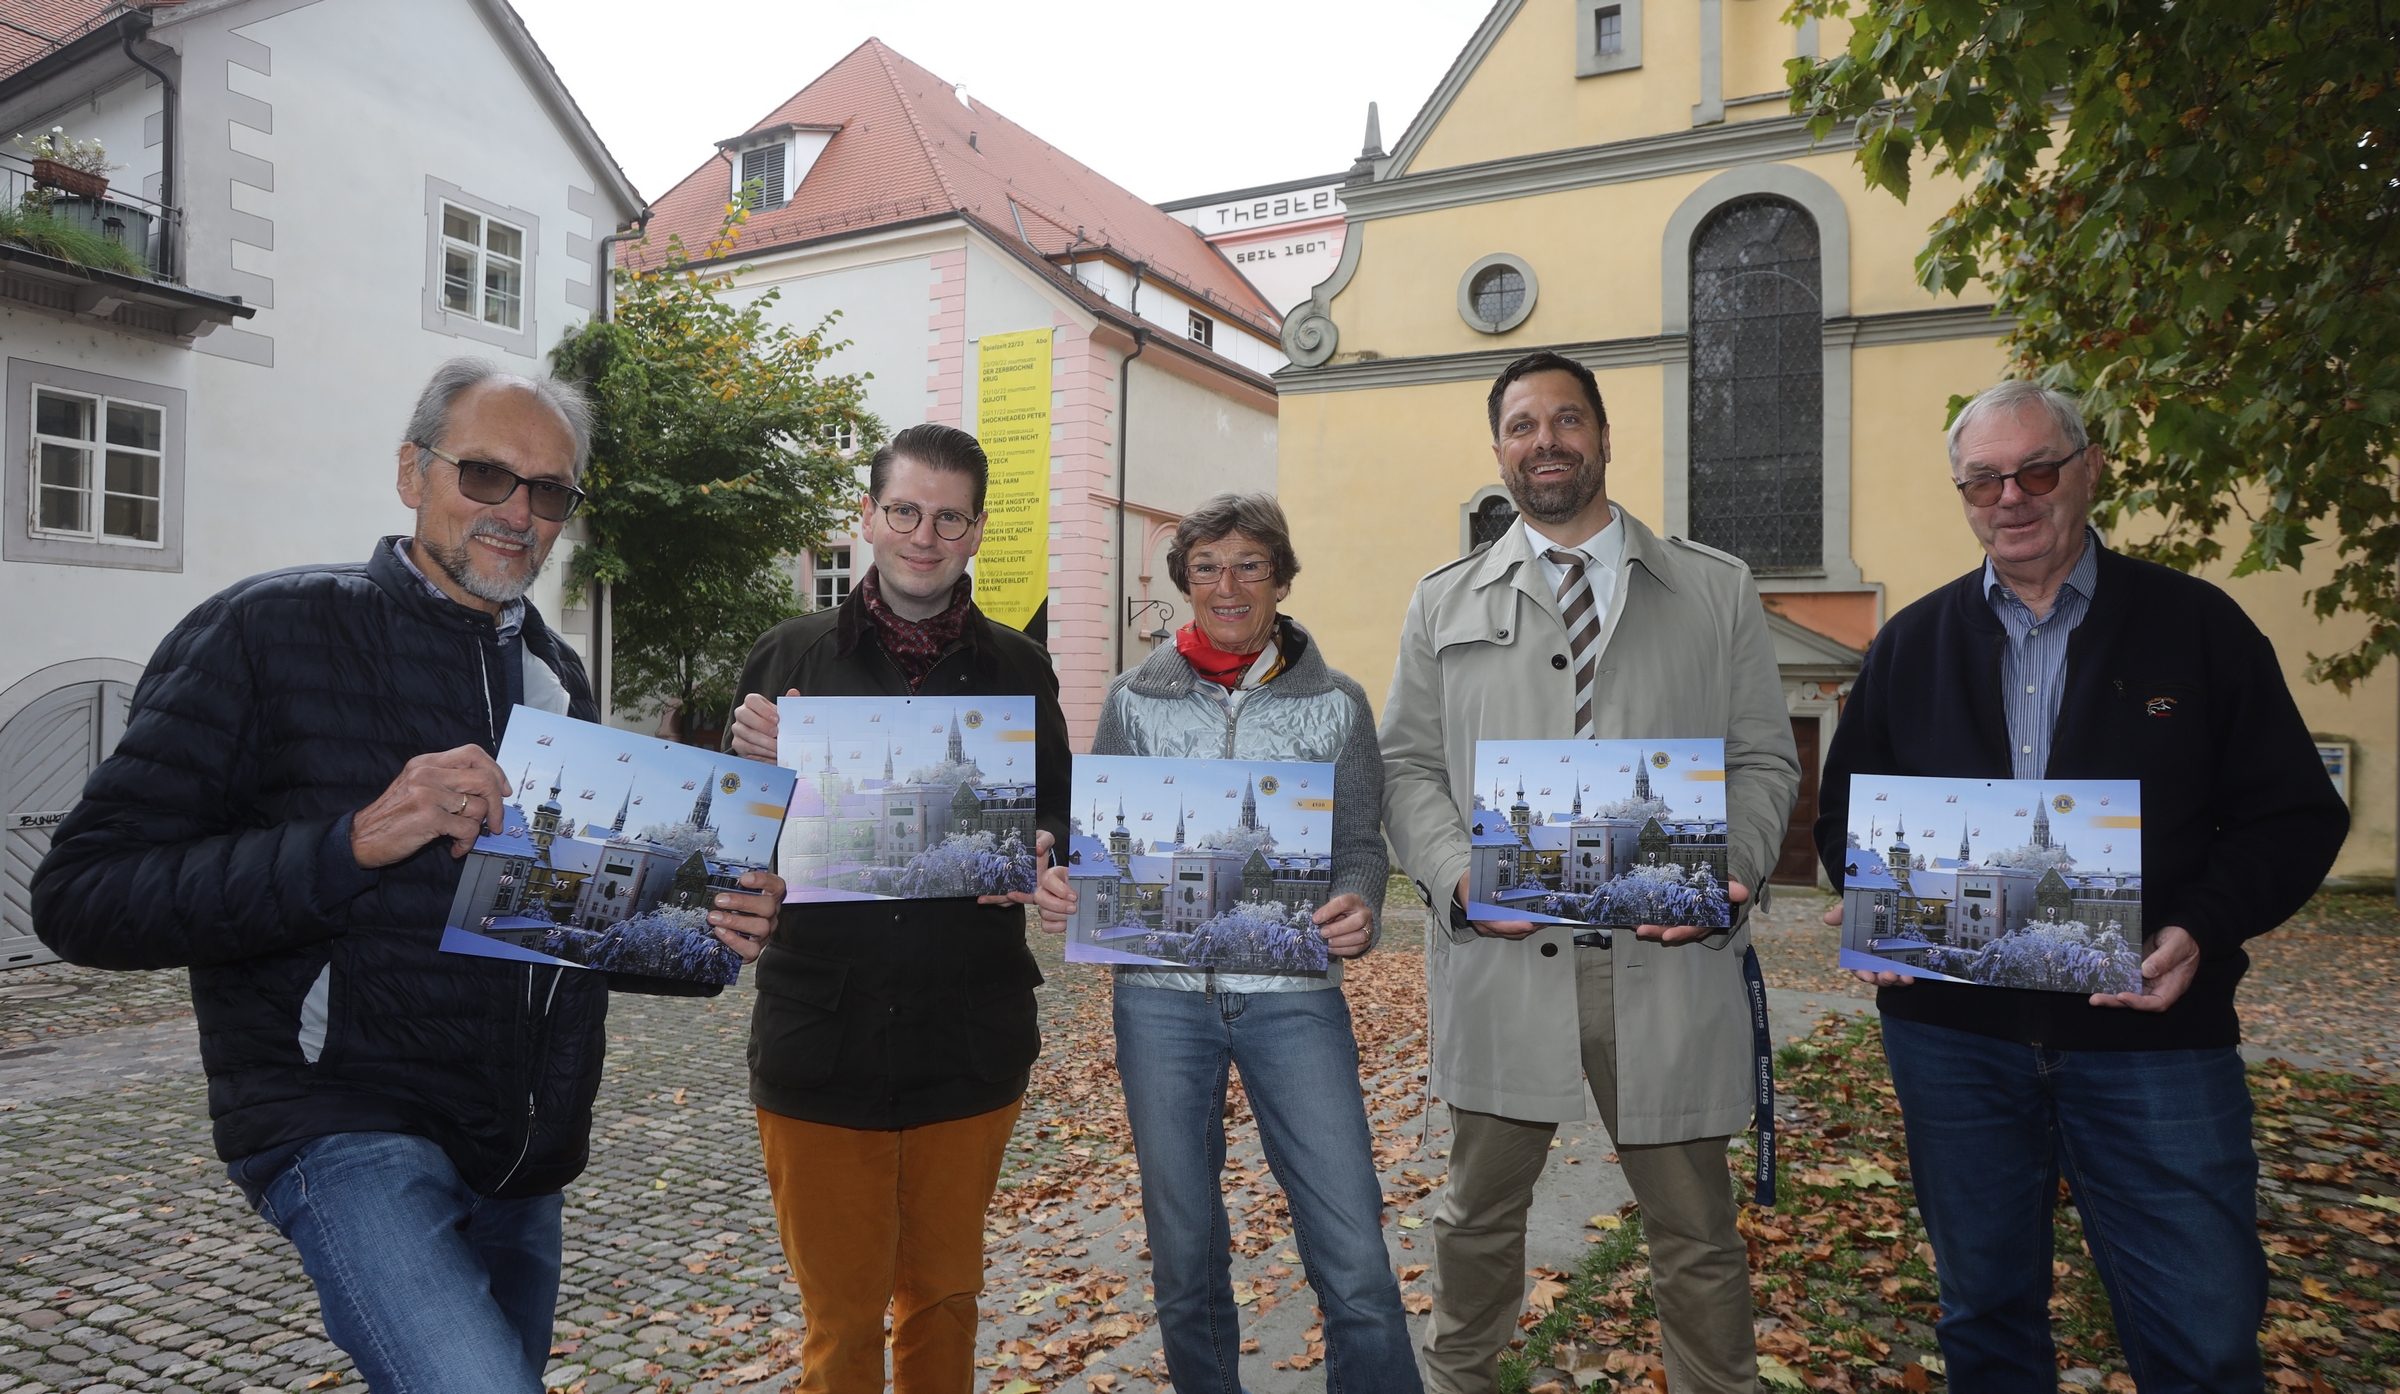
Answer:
[{"left": 858, "top": 567, "right": 974, "bottom": 691}]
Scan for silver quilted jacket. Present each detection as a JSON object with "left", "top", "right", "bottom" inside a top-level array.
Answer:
[{"left": 1093, "top": 622, "right": 1388, "bottom": 994}]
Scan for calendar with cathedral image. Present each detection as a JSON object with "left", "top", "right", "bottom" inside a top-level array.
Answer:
[
  {"left": 1839, "top": 774, "right": 2144, "bottom": 995},
  {"left": 1465, "top": 738, "right": 1732, "bottom": 929},
  {"left": 1061, "top": 754, "right": 1338, "bottom": 972},
  {"left": 439, "top": 707, "right": 795, "bottom": 985},
  {"left": 774, "top": 696, "right": 1041, "bottom": 902}
]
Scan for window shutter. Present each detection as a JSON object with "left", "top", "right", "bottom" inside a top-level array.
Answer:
[{"left": 741, "top": 144, "right": 787, "bottom": 209}]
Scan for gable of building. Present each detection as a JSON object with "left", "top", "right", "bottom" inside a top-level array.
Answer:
[{"left": 635, "top": 37, "right": 1275, "bottom": 344}]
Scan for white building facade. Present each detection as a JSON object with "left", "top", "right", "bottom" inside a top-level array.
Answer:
[{"left": 0, "top": 0, "right": 642, "bottom": 968}]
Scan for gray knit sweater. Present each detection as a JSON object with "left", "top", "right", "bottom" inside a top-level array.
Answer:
[{"left": 1091, "top": 623, "right": 1387, "bottom": 994}]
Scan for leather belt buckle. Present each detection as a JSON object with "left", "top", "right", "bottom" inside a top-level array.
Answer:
[{"left": 1572, "top": 930, "right": 1613, "bottom": 949}]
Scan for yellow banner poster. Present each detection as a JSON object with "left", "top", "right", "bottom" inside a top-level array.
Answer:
[{"left": 973, "top": 328, "right": 1053, "bottom": 634}]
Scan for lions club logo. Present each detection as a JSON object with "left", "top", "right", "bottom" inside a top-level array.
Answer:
[
  {"left": 2051, "top": 793, "right": 2074, "bottom": 814},
  {"left": 964, "top": 710, "right": 984, "bottom": 729},
  {"left": 1258, "top": 776, "right": 1280, "bottom": 796},
  {"left": 1650, "top": 751, "right": 1672, "bottom": 769},
  {"left": 719, "top": 772, "right": 741, "bottom": 795}
]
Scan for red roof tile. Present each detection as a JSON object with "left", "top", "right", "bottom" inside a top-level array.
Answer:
[
  {"left": 0, "top": 1, "right": 123, "bottom": 84},
  {"left": 633, "top": 38, "right": 1279, "bottom": 339}
]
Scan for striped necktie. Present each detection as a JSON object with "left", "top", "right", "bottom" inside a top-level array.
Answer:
[{"left": 1546, "top": 548, "right": 1600, "bottom": 737}]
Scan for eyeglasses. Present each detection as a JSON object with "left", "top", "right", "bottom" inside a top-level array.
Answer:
[
  {"left": 877, "top": 501, "right": 979, "bottom": 541},
  {"left": 1187, "top": 559, "right": 1277, "bottom": 587},
  {"left": 1953, "top": 450, "right": 2082, "bottom": 508},
  {"left": 419, "top": 445, "right": 585, "bottom": 521}
]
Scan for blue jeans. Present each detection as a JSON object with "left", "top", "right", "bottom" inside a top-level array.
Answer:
[
  {"left": 233, "top": 1132, "right": 564, "bottom": 1394},
  {"left": 1881, "top": 1016, "right": 2264, "bottom": 1394},
  {"left": 1115, "top": 983, "right": 1422, "bottom": 1394}
]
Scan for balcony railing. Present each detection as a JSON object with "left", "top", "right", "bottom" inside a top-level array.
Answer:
[{"left": 0, "top": 151, "right": 182, "bottom": 282}]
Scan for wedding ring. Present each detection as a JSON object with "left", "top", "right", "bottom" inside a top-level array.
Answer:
[{"left": 455, "top": 796, "right": 471, "bottom": 815}]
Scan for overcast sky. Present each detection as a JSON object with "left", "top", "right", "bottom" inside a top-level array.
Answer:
[{"left": 510, "top": 0, "right": 1495, "bottom": 209}]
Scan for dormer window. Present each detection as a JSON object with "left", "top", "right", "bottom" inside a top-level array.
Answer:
[
  {"left": 718, "top": 124, "right": 842, "bottom": 214},
  {"left": 1187, "top": 311, "right": 1214, "bottom": 348},
  {"left": 739, "top": 144, "right": 786, "bottom": 210}
]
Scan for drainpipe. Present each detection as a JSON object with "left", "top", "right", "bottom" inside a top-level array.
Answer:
[
  {"left": 1112, "top": 312, "right": 1149, "bottom": 678},
  {"left": 587, "top": 208, "right": 650, "bottom": 726},
  {"left": 119, "top": 21, "right": 173, "bottom": 277}
]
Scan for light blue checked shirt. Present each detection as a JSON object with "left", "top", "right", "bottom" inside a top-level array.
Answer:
[{"left": 1985, "top": 529, "right": 2101, "bottom": 781}]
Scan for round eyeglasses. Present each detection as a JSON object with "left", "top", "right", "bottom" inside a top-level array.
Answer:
[
  {"left": 877, "top": 501, "right": 980, "bottom": 541},
  {"left": 419, "top": 444, "right": 585, "bottom": 521},
  {"left": 1954, "top": 451, "right": 2080, "bottom": 508}
]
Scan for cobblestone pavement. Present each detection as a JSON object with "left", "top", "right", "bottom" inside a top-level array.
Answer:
[{"left": 0, "top": 896, "right": 1487, "bottom": 1394}]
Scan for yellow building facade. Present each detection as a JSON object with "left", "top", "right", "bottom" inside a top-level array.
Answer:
[{"left": 1276, "top": 0, "right": 2392, "bottom": 886}]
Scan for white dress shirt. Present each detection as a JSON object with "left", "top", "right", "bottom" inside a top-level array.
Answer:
[{"left": 1524, "top": 505, "right": 1625, "bottom": 629}]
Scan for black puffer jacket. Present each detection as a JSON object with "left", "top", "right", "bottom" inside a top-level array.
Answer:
[{"left": 33, "top": 537, "right": 623, "bottom": 1198}]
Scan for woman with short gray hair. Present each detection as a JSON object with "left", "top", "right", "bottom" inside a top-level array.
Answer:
[{"left": 1033, "top": 491, "right": 1421, "bottom": 1393}]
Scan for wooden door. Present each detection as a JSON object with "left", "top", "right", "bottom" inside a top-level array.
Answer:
[
  {"left": 1772, "top": 715, "right": 1822, "bottom": 886},
  {"left": 2, "top": 679, "right": 132, "bottom": 969}
]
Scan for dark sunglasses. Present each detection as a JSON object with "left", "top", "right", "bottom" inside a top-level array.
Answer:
[
  {"left": 419, "top": 444, "right": 585, "bottom": 521},
  {"left": 1954, "top": 450, "right": 2081, "bottom": 508}
]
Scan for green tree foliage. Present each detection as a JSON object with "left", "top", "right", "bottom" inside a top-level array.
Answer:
[
  {"left": 552, "top": 210, "right": 882, "bottom": 723},
  {"left": 1787, "top": 0, "right": 2399, "bottom": 686}
]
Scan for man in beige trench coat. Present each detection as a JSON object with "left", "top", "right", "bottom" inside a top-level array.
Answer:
[{"left": 1382, "top": 350, "right": 1799, "bottom": 1394}]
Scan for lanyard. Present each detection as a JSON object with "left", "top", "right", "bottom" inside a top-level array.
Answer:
[{"left": 1742, "top": 944, "right": 1776, "bottom": 1207}]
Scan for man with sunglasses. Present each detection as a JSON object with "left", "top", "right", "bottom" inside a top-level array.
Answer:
[
  {"left": 722, "top": 421, "right": 1070, "bottom": 1393},
  {"left": 33, "top": 358, "right": 786, "bottom": 1394},
  {"left": 1816, "top": 380, "right": 2347, "bottom": 1390}
]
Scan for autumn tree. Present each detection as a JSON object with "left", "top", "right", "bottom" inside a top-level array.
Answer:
[
  {"left": 552, "top": 209, "right": 881, "bottom": 728},
  {"left": 1789, "top": 0, "right": 2399, "bottom": 685}
]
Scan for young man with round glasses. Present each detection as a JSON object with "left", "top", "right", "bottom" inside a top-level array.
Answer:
[
  {"left": 723, "top": 422, "right": 1071, "bottom": 1393},
  {"left": 33, "top": 358, "right": 788, "bottom": 1393},
  {"left": 1816, "top": 379, "right": 2347, "bottom": 1390}
]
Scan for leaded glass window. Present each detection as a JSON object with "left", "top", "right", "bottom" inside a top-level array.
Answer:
[
  {"left": 1468, "top": 493, "right": 1517, "bottom": 551},
  {"left": 1689, "top": 196, "right": 1822, "bottom": 571}
]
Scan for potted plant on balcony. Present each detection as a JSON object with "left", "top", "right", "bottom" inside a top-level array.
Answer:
[{"left": 15, "top": 127, "right": 119, "bottom": 200}]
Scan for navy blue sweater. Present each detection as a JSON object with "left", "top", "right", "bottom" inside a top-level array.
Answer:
[{"left": 1816, "top": 545, "right": 2347, "bottom": 1051}]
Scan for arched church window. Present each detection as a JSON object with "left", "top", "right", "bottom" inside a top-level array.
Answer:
[
  {"left": 1468, "top": 493, "right": 1517, "bottom": 550},
  {"left": 1688, "top": 195, "right": 1822, "bottom": 571}
]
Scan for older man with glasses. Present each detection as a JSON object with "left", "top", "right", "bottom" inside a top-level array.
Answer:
[
  {"left": 1816, "top": 379, "right": 2348, "bottom": 1392},
  {"left": 724, "top": 422, "right": 1071, "bottom": 1394},
  {"left": 32, "top": 358, "right": 788, "bottom": 1393}
]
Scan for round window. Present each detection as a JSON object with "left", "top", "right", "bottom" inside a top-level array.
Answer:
[
  {"left": 1457, "top": 253, "right": 1539, "bottom": 333},
  {"left": 1471, "top": 264, "right": 1526, "bottom": 324}
]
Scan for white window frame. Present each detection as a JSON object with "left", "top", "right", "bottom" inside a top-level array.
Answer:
[
  {"left": 28, "top": 385, "right": 166, "bottom": 549},
  {"left": 815, "top": 546, "right": 852, "bottom": 610},
  {"left": 422, "top": 177, "right": 541, "bottom": 358},
  {"left": 5, "top": 358, "right": 186, "bottom": 572},
  {"left": 439, "top": 202, "right": 527, "bottom": 331},
  {"left": 736, "top": 141, "right": 789, "bottom": 211},
  {"left": 1576, "top": 0, "right": 1643, "bottom": 76},
  {"left": 1187, "top": 310, "right": 1214, "bottom": 348}
]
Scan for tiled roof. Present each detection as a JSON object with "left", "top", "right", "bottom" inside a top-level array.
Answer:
[
  {"left": 0, "top": 1, "right": 122, "bottom": 83},
  {"left": 634, "top": 38, "right": 1278, "bottom": 340}
]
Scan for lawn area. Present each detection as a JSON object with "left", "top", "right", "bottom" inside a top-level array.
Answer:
[{"left": 1503, "top": 1011, "right": 2400, "bottom": 1394}]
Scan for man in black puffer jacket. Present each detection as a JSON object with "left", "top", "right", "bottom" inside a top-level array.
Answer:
[{"left": 31, "top": 359, "right": 786, "bottom": 1394}]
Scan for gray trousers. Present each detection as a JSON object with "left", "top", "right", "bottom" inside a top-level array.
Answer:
[{"left": 1421, "top": 944, "right": 1757, "bottom": 1394}]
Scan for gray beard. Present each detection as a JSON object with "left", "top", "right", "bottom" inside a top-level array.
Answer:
[
  {"left": 1505, "top": 453, "right": 1606, "bottom": 524},
  {"left": 419, "top": 517, "right": 545, "bottom": 604}
]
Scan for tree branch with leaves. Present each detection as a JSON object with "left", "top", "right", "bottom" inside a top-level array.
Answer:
[
  {"left": 1789, "top": 0, "right": 2399, "bottom": 687},
  {"left": 553, "top": 209, "right": 882, "bottom": 727}
]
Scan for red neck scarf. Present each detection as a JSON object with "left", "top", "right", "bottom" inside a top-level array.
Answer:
[
  {"left": 1175, "top": 620, "right": 1284, "bottom": 689},
  {"left": 859, "top": 567, "right": 974, "bottom": 692}
]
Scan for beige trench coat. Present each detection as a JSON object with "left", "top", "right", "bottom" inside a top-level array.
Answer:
[{"left": 1380, "top": 508, "right": 1799, "bottom": 1143}]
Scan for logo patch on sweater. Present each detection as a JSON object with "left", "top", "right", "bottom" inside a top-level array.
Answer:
[{"left": 2145, "top": 696, "right": 2179, "bottom": 717}]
